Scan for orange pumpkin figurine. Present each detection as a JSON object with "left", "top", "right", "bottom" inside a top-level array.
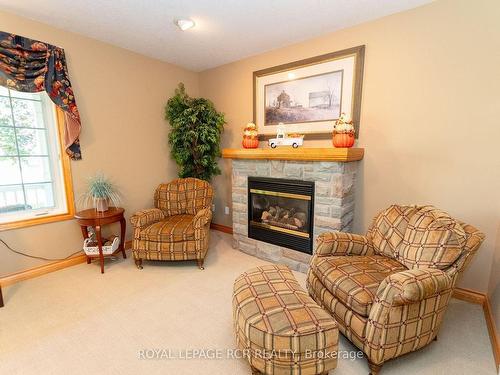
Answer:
[
  {"left": 242, "top": 122, "right": 259, "bottom": 148},
  {"left": 332, "top": 113, "right": 355, "bottom": 148}
]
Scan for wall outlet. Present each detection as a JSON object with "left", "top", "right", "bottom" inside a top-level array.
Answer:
[
  {"left": 224, "top": 206, "right": 230, "bottom": 215},
  {"left": 212, "top": 204, "right": 216, "bottom": 212}
]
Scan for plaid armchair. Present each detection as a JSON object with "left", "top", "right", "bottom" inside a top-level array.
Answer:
[
  {"left": 130, "top": 178, "right": 213, "bottom": 270},
  {"left": 306, "top": 205, "right": 485, "bottom": 374}
]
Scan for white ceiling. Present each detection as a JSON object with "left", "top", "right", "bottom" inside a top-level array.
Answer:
[{"left": 0, "top": 0, "right": 433, "bottom": 72}]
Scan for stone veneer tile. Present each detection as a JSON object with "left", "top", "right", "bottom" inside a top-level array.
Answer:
[
  {"left": 315, "top": 216, "right": 342, "bottom": 230},
  {"left": 232, "top": 192, "right": 247, "bottom": 204},
  {"left": 232, "top": 174, "right": 247, "bottom": 188},
  {"left": 303, "top": 171, "right": 332, "bottom": 181},
  {"left": 315, "top": 181, "right": 331, "bottom": 197},
  {"left": 270, "top": 160, "right": 284, "bottom": 173},
  {"left": 233, "top": 187, "right": 247, "bottom": 194},
  {"left": 278, "top": 257, "right": 303, "bottom": 272},
  {"left": 233, "top": 223, "right": 247, "bottom": 236},
  {"left": 315, "top": 196, "right": 345, "bottom": 206},
  {"left": 315, "top": 204, "right": 330, "bottom": 216},
  {"left": 238, "top": 241, "right": 257, "bottom": 256},
  {"left": 315, "top": 162, "right": 343, "bottom": 173},
  {"left": 343, "top": 162, "right": 358, "bottom": 174},
  {"left": 283, "top": 164, "right": 304, "bottom": 178},
  {"left": 332, "top": 173, "right": 356, "bottom": 197},
  {"left": 282, "top": 248, "right": 312, "bottom": 264},
  {"left": 232, "top": 202, "right": 247, "bottom": 214},
  {"left": 341, "top": 201, "right": 356, "bottom": 218},
  {"left": 298, "top": 263, "right": 310, "bottom": 274},
  {"left": 255, "top": 244, "right": 283, "bottom": 262},
  {"left": 256, "top": 164, "right": 271, "bottom": 176},
  {"left": 233, "top": 160, "right": 257, "bottom": 172},
  {"left": 303, "top": 163, "right": 315, "bottom": 172}
]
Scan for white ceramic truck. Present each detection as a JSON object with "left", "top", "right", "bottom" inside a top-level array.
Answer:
[{"left": 268, "top": 126, "right": 304, "bottom": 148}]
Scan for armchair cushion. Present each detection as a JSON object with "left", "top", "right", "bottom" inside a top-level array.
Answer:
[
  {"left": 154, "top": 178, "right": 213, "bottom": 216},
  {"left": 139, "top": 214, "right": 196, "bottom": 242},
  {"left": 399, "top": 206, "right": 467, "bottom": 270},
  {"left": 130, "top": 208, "right": 165, "bottom": 229},
  {"left": 367, "top": 205, "right": 419, "bottom": 259},
  {"left": 315, "top": 232, "right": 374, "bottom": 257},
  {"left": 310, "top": 255, "right": 406, "bottom": 317},
  {"left": 375, "top": 268, "right": 452, "bottom": 306}
]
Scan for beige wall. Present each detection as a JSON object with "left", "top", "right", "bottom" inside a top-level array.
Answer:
[
  {"left": 488, "top": 223, "right": 500, "bottom": 343},
  {"left": 199, "top": 0, "right": 500, "bottom": 292},
  {"left": 0, "top": 11, "right": 199, "bottom": 275}
]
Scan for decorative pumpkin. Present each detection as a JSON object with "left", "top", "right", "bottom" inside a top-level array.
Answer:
[
  {"left": 242, "top": 137, "right": 259, "bottom": 148},
  {"left": 333, "top": 132, "right": 355, "bottom": 148},
  {"left": 332, "top": 113, "right": 355, "bottom": 148},
  {"left": 242, "top": 122, "right": 259, "bottom": 149}
]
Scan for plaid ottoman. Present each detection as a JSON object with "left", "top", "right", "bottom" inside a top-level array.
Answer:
[{"left": 233, "top": 264, "right": 338, "bottom": 375}]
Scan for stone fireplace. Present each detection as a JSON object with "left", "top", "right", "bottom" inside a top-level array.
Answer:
[{"left": 223, "top": 148, "right": 364, "bottom": 273}]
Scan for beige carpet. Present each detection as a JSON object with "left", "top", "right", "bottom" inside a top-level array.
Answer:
[{"left": 0, "top": 231, "right": 496, "bottom": 375}]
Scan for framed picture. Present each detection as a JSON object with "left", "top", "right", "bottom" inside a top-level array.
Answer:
[{"left": 253, "top": 45, "right": 365, "bottom": 138}]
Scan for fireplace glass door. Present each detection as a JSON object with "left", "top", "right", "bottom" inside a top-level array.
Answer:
[{"left": 248, "top": 177, "right": 314, "bottom": 253}]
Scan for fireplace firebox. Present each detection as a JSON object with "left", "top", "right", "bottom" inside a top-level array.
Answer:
[{"left": 248, "top": 177, "right": 314, "bottom": 254}]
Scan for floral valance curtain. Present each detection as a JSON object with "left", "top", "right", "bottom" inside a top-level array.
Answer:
[{"left": 0, "top": 31, "right": 82, "bottom": 160}]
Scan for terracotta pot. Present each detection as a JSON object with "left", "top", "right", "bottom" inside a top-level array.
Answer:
[
  {"left": 95, "top": 197, "right": 109, "bottom": 212},
  {"left": 242, "top": 137, "right": 259, "bottom": 149},
  {"left": 332, "top": 132, "right": 355, "bottom": 148}
]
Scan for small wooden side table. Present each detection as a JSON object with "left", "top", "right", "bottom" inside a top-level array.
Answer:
[{"left": 75, "top": 207, "right": 127, "bottom": 274}]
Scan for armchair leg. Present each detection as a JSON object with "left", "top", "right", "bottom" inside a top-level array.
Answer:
[
  {"left": 197, "top": 259, "right": 205, "bottom": 270},
  {"left": 135, "top": 259, "right": 143, "bottom": 270},
  {"left": 433, "top": 335, "right": 438, "bottom": 341},
  {"left": 0, "top": 285, "right": 4, "bottom": 308},
  {"left": 368, "top": 360, "right": 383, "bottom": 375}
]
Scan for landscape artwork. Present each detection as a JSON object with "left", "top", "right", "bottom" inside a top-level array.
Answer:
[
  {"left": 264, "top": 70, "right": 343, "bottom": 126},
  {"left": 254, "top": 46, "right": 365, "bottom": 136}
]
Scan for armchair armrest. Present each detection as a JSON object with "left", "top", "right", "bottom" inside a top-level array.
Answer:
[
  {"left": 130, "top": 208, "right": 165, "bottom": 229},
  {"left": 375, "top": 268, "right": 452, "bottom": 306},
  {"left": 315, "top": 232, "right": 374, "bottom": 257},
  {"left": 193, "top": 207, "right": 212, "bottom": 229}
]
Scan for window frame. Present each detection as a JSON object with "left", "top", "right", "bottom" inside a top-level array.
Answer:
[{"left": 0, "top": 102, "right": 75, "bottom": 231}]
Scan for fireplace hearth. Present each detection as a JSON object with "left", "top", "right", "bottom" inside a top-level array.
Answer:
[{"left": 248, "top": 177, "right": 314, "bottom": 253}]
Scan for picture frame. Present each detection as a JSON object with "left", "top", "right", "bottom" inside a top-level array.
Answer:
[{"left": 253, "top": 45, "right": 365, "bottom": 139}]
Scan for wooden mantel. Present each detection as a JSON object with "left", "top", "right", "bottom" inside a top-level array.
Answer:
[{"left": 222, "top": 147, "right": 364, "bottom": 162}]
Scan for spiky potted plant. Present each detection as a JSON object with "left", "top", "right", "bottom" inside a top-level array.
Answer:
[{"left": 82, "top": 173, "right": 120, "bottom": 212}]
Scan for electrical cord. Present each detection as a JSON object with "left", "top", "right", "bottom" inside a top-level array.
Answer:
[{"left": 0, "top": 237, "right": 83, "bottom": 262}]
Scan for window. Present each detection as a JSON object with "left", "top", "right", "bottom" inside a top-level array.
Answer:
[{"left": 0, "top": 86, "right": 74, "bottom": 230}]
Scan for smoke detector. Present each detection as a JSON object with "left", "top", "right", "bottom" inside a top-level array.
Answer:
[{"left": 175, "top": 19, "right": 195, "bottom": 31}]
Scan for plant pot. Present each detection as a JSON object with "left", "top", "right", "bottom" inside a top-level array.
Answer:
[
  {"left": 332, "top": 132, "right": 355, "bottom": 148},
  {"left": 95, "top": 197, "right": 109, "bottom": 212},
  {"left": 242, "top": 137, "right": 259, "bottom": 149}
]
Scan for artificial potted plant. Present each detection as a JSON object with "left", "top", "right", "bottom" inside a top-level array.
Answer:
[
  {"left": 165, "top": 83, "right": 225, "bottom": 181},
  {"left": 82, "top": 173, "right": 120, "bottom": 212}
]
